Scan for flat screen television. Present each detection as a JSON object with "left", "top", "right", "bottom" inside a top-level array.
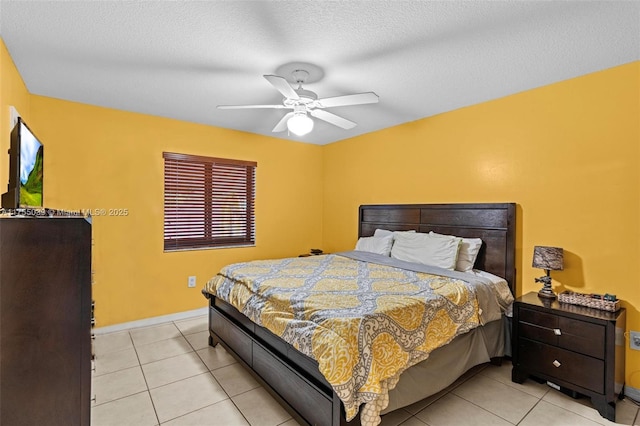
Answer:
[{"left": 1, "top": 118, "right": 44, "bottom": 209}]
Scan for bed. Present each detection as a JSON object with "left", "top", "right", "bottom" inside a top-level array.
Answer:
[{"left": 202, "top": 203, "right": 516, "bottom": 426}]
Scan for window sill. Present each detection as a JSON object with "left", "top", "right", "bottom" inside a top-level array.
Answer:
[{"left": 164, "top": 244, "right": 255, "bottom": 253}]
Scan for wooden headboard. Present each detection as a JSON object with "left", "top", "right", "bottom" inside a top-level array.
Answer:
[{"left": 359, "top": 203, "right": 516, "bottom": 293}]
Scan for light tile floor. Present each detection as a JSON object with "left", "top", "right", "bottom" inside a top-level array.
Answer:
[{"left": 92, "top": 315, "right": 640, "bottom": 426}]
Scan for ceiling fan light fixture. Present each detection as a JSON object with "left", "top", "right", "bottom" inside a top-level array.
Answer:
[
  {"left": 287, "top": 113, "right": 314, "bottom": 136},
  {"left": 218, "top": 67, "right": 378, "bottom": 136}
]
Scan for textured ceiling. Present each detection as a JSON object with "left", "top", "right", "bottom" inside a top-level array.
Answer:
[{"left": 0, "top": 1, "right": 638, "bottom": 145}]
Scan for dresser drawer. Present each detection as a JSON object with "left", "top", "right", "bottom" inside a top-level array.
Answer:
[
  {"left": 518, "top": 338, "right": 604, "bottom": 394},
  {"left": 518, "top": 308, "right": 605, "bottom": 359}
]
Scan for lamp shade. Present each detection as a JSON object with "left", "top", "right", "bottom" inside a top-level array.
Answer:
[
  {"left": 287, "top": 113, "right": 314, "bottom": 136},
  {"left": 532, "top": 246, "right": 563, "bottom": 271}
]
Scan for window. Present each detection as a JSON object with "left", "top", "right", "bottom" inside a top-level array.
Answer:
[{"left": 163, "top": 152, "right": 256, "bottom": 251}]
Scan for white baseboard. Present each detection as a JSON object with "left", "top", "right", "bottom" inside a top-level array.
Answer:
[
  {"left": 626, "top": 385, "right": 640, "bottom": 404},
  {"left": 93, "top": 307, "right": 208, "bottom": 335}
]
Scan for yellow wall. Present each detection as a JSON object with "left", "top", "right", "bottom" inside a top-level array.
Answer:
[
  {"left": 0, "top": 39, "right": 30, "bottom": 188},
  {"left": 27, "top": 96, "right": 323, "bottom": 326},
  {"left": 322, "top": 61, "right": 640, "bottom": 390}
]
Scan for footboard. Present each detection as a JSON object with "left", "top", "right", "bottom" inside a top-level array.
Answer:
[{"left": 203, "top": 291, "right": 358, "bottom": 426}]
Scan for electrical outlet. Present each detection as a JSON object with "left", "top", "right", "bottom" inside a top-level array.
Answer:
[
  {"left": 631, "top": 331, "right": 640, "bottom": 351},
  {"left": 187, "top": 276, "right": 196, "bottom": 288}
]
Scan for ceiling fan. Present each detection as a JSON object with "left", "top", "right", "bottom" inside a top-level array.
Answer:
[{"left": 217, "top": 69, "right": 379, "bottom": 136}]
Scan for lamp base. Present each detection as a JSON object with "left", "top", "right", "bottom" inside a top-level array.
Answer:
[
  {"left": 538, "top": 288, "right": 556, "bottom": 299},
  {"left": 535, "top": 272, "right": 556, "bottom": 299}
]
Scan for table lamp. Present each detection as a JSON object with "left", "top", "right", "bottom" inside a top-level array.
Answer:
[{"left": 532, "top": 246, "right": 563, "bottom": 299}]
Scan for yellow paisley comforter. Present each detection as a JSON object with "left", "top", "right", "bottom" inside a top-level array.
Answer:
[{"left": 205, "top": 254, "right": 492, "bottom": 424}]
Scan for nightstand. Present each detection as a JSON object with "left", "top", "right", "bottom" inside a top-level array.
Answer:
[{"left": 512, "top": 292, "right": 626, "bottom": 421}]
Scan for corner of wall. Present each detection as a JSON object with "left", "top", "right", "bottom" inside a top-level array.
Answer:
[{"left": 0, "top": 37, "right": 31, "bottom": 192}]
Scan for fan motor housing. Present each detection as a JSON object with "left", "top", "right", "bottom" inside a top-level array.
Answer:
[
  {"left": 295, "top": 88, "right": 317, "bottom": 101},
  {"left": 283, "top": 88, "right": 318, "bottom": 108}
]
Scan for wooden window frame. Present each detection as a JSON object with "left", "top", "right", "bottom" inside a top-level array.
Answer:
[{"left": 163, "top": 152, "right": 256, "bottom": 251}]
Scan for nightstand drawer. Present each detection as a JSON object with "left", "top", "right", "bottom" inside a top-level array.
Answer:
[
  {"left": 519, "top": 321, "right": 557, "bottom": 346},
  {"left": 520, "top": 308, "right": 557, "bottom": 329},
  {"left": 557, "top": 316, "right": 605, "bottom": 359},
  {"left": 519, "top": 308, "right": 605, "bottom": 359},
  {"left": 518, "top": 338, "right": 604, "bottom": 394}
]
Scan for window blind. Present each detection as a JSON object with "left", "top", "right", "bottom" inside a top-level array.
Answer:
[{"left": 163, "top": 152, "right": 256, "bottom": 251}]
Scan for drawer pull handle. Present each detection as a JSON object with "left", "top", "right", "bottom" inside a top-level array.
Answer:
[
  {"left": 553, "top": 360, "right": 561, "bottom": 368},
  {"left": 553, "top": 328, "right": 562, "bottom": 336}
]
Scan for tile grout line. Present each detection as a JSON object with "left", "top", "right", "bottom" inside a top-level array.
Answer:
[
  {"left": 398, "top": 415, "right": 426, "bottom": 426},
  {"left": 91, "top": 364, "right": 147, "bottom": 407},
  {"left": 539, "top": 390, "right": 618, "bottom": 426},
  {"left": 155, "top": 401, "right": 225, "bottom": 426},
  {"left": 477, "top": 366, "right": 551, "bottom": 399},
  {"left": 449, "top": 370, "right": 539, "bottom": 425},
  {"left": 403, "top": 362, "right": 493, "bottom": 420},
  {"left": 446, "top": 392, "right": 518, "bottom": 425},
  {"left": 514, "top": 396, "right": 544, "bottom": 426},
  {"left": 129, "top": 330, "right": 162, "bottom": 426},
  {"left": 173, "top": 319, "right": 256, "bottom": 426},
  {"left": 90, "top": 389, "right": 150, "bottom": 409},
  {"left": 155, "top": 391, "right": 236, "bottom": 425},
  {"left": 131, "top": 321, "right": 221, "bottom": 390},
  {"left": 132, "top": 321, "right": 203, "bottom": 424},
  {"left": 177, "top": 319, "right": 293, "bottom": 426}
]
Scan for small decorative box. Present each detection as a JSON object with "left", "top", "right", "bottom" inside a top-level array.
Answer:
[{"left": 557, "top": 291, "right": 620, "bottom": 312}]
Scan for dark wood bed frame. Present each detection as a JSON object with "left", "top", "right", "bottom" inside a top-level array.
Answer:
[{"left": 203, "top": 203, "right": 516, "bottom": 426}]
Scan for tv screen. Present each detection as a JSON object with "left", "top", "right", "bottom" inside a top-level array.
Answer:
[{"left": 1, "top": 118, "right": 44, "bottom": 209}]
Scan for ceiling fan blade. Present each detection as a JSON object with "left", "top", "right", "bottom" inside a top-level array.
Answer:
[
  {"left": 264, "top": 75, "right": 300, "bottom": 100},
  {"left": 316, "top": 92, "right": 379, "bottom": 108},
  {"left": 272, "top": 112, "right": 295, "bottom": 133},
  {"left": 309, "top": 109, "right": 356, "bottom": 130},
  {"left": 217, "top": 104, "right": 287, "bottom": 109}
]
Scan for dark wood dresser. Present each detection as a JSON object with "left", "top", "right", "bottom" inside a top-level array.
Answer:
[
  {"left": 512, "top": 292, "right": 625, "bottom": 421},
  {"left": 0, "top": 216, "right": 92, "bottom": 425}
]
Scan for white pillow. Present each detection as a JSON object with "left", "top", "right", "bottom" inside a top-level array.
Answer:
[
  {"left": 355, "top": 235, "right": 394, "bottom": 256},
  {"left": 390, "top": 232, "right": 460, "bottom": 270},
  {"left": 373, "top": 228, "right": 393, "bottom": 237},
  {"left": 429, "top": 231, "right": 482, "bottom": 272},
  {"left": 373, "top": 228, "right": 416, "bottom": 238}
]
